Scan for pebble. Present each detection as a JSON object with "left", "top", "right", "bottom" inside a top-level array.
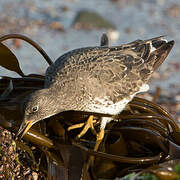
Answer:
[
  {"left": 175, "top": 94, "right": 180, "bottom": 101},
  {"left": 107, "top": 30, "right": 119, "bottom": 41},
  {"left": 72, "top": 10, "right": 116, "bottom": 30},
  {"left": 49, "top": 21, "right": 64, "bottom": 31},
  {"left": 166, "top": 4, "right": 180, "bottom": 17},
  {"left": 12, "top": 39, "right": 22, "bottom": 49},
  {"left": 32, "top": 172, "right": 38, "bottom": 180}
]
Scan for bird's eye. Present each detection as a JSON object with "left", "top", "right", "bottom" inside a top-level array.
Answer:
[{"left": 32, "top": 106, "right": 38, "bottom": 112}]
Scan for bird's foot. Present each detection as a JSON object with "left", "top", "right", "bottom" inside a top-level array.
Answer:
[
  {"left": 68, "top": 116, "right": 105, "bottom": 169},
  {"left": 68, "top": 115, "right": 97, "bottom": 138}
]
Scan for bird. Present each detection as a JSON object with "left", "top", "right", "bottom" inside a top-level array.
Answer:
[{"left": 17, "top": 34, "right": 174, "bottom": 152}]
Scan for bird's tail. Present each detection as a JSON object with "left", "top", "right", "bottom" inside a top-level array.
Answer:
[{"left": 146, "top": 37, "right": 174, "bottom": 70}]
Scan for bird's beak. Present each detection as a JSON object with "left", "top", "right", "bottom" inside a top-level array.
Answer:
[{"left": 16, "top": 120, "right": 33, "bottom": 138}]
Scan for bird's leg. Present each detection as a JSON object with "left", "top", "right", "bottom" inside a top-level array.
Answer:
[
  {"left": 94, "top": 127, "right": 105, "bottom": 151},
  {"left": 68, "top": 115, "right": 97, "bottom": 138},
  {"left": 87, "top": 117, "right": 112, "bottom": 168},
  {"left": 87, "top": 127, "right": 105, "bottom": 168},
  {"left": 68, "top": 123, "right": 85, "bottom": 131}
]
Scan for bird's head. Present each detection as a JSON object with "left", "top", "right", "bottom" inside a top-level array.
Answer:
[{"left": 16, "top": 88, "right": 60, "bottom": 138}]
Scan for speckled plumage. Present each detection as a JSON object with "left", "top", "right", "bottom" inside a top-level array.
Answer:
[
  {"left": 44, "top": 36, "right": 173, "bottom": 115},
  {"left": 17, "top": 35, "right": 174, "bottom": 137}
]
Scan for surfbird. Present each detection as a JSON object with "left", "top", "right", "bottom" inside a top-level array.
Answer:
[{"left": 17, "top": 34, "right": 174, "bottom": 152}]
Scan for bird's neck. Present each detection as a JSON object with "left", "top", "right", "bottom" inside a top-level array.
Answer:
[{"left": 48, "top": 87, "right": 70, "bottom": 113}]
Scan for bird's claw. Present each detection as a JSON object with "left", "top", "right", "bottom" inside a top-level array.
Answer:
[{"left": 68, "top": 115, "right": 97, "bottom": 139}]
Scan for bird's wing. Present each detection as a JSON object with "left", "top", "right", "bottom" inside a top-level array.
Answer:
[
  {"left": 82, "top": 48, "right": 150, "bottom": 103},
  {"left": 45, "top": 38, "right": 151, "bottom": 86},
  {"left": 44, "top": 36, "right": 174, "bottom": 104},
  {"left": 86, "top": 37, "right": 174, "bottom": 103},
  {"left": 44, "top": 47, "right": 110, "bottom": 87}
]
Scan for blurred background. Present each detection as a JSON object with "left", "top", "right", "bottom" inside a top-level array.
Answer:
[{"left": 0, "top": 0, "right": 179, "bottom": 93}]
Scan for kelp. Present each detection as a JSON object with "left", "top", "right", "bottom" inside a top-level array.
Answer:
[{"left": 0, "top": 33, "right": 180, "bottom": 180}]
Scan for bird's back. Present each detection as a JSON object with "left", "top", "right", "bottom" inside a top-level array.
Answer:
[{"left": 44, "top": 36, "right": 174, "bottom": 113}]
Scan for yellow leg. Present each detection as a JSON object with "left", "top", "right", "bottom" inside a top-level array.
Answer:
[
  {"left": 77, "top": 115, "right": 97, "bottom": 138},
  {"left": 68, "top": 123, "right": 85, "bottom": 131},
  {"left": 68, "top": 115, "right": 97, "bottom": 138},
  {"left": 94, "top": 128, "right": 105, "bottom": 151},
  {"left": 87, "top": 128, "right": 105, "bottom": 168}
]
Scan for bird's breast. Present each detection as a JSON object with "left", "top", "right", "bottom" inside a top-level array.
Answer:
[{"left": 86, "top": 96, "right": 133, "bottom": 115}]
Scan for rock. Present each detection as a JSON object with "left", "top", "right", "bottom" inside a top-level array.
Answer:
[
  {"left": 107, "top": 30, "right": 119, "bottom": 41},
  {"left": 12, "top": 39, "right": 22, "bottom": 49},
  {"left": 32, "top": 172, "right": 38, "bottom": 180},
  {"left": 72, "top": 10, "right": 116, "bottom": 30},
  {"left": 49, "top": 21, "right": 64, "bottom": 32},
  {"left": 125, "top": 27, "right": 132, "bottom": 34},
  {"left": 166, "top": 4, "right": 180, "bottom": 18},
  {"left": 175, "top": 93, "right": 180, "bottom": 101},
  {"left": 61, "top": 6, "right": 70, "bottom": 12}
]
